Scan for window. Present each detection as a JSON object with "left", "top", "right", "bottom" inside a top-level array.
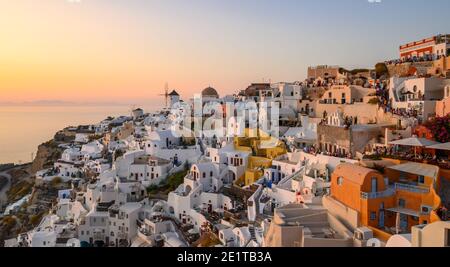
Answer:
[
  {"left": 421, "top": 206, "right": 430, "bottom": 214},
  {"left": 203, "top": 172, "right": 206, "bottom": 178},
  {"left": 370, "top": 212, "right": 377, "bottom": 221},
  {"left": 337, "top": 177, "right": 344, "bottom": 186},
  {"left": 399, "top": 199, "right": 406, "bottom": 208},
  {"left": 210, "top": 171, "right": 213, "bottom": 177},
  {"left": 418, "top": 175, "right": 425, "bottom": 184}
]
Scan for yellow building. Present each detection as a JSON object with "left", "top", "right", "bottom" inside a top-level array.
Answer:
[{"left": 234, "top": 129, "right": 286, "bottom": 186}]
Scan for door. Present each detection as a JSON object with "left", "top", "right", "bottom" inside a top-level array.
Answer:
[
  {"left": 400, "top": 214, "right": 408, "bottom": 231},
  {"left": 371, "top": 177, "right": 378, "bottom": 193},
  {"left": 378, "top": 203, "right": 385, "bottom": 228}
]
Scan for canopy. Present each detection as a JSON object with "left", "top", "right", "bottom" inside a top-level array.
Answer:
[
  {"left": 389, "top": 137, "right": 439, "bottom": 147},
  {"left": 426, "top": 142, "right": 450, "bottom": 151}
]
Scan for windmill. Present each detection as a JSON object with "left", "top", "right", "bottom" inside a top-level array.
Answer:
[{"left": 159, "top": 82, "right": 169, "bottom": 108}]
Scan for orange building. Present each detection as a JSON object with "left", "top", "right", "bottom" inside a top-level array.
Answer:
[{"left": 331, "top": 162, "right": 442, "bottom": 234}]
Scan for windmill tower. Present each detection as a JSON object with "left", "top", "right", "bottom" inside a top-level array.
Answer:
[{"left": 159, "top": 82, "right": 169, "bottom": 108}]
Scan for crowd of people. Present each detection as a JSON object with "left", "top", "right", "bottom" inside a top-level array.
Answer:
[
  {"left": 301, "top": 145, "right": 353, "bottom": 159},
  {"left": 385, "top": 54, "right": 445, "bottom": 66},
  {"left": 374, "top": 82, "right": 421, "bottom": 119},
  {"left": 370, "top": 145, "right": 450, "bottom": 169}
]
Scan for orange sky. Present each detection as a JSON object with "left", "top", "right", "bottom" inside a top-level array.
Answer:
[
  {"left": 0, "top": 1, "right": 257, "bottom": 103},
  {"left": 2, "top": 0, "right": 448, "bottom": 103}
]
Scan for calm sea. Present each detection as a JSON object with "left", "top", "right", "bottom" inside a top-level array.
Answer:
[{"left": 0, "top": 103, "right": 163, "bottom": 164}]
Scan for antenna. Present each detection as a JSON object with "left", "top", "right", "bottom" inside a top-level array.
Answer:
[{"left": 159, "top": 82, "right": 169, "bottom": 108}]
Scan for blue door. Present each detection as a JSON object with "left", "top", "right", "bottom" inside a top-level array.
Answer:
[
  {"left": 400, "top": 214, "right": 408, "bottom": 230},
  {"left": 378, "top": 203, "right": 385, "bottom": 228},
  {"left": 371, "top": 177, "right": 378, "bottom": 193}
]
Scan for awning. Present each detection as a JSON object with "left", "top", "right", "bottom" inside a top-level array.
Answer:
[
  {"left": 426, "top": 142, "right": 450, "bottom": 151},
  {"left": 389, "top": 137, "right": 439, "bottom": 147},
  {"left": 386, "top": 207, "right": 419, "bottom": 217},
  {"left": 387, "top": 162, "right": 439, "bottom": 179}
]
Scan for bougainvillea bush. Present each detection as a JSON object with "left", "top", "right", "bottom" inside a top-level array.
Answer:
[{"left": 424, "top": 114, "right": 450, "bottom": 143}]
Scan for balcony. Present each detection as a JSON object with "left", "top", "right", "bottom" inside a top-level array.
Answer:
[
  {"left": 394, "top": 183, "right": 429, "bottom": 194},
  {"left": 360, "top": 188, "right": 395, "bottom": 199}
]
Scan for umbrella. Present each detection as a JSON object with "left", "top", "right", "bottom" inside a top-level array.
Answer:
[
  {"left": 389, "top": 137, "right": 440, "bottom": 158},
  {"left": 426, "top": 142, "right": 450, "bottom": 151},
  {"left": 389, "top": 137, "right": 439, "bottom": 147}
]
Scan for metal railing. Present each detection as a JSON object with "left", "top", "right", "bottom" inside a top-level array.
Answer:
[
  {"left": 394, "top": 183, "right": 429, "bottom": 194},
  {"left": 361, "top": 189, "right": 395, "bottom": 199}
]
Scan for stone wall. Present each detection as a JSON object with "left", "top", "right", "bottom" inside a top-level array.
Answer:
[{"left": 317, "top": 125, "right": 351, "bottom": 152}]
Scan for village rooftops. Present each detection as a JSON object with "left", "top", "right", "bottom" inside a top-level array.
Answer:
[
  {"left": 119, "top": 202, "right": 143, "bottom": 213},
  {"left": 96, "top": 201, "right": 115, "bottom": 212},
  {"left": 273, "top": 154, "right": 298, "bottom": 165},
  {"left": 334, "top": 163, "right": 378, "bottom": 185},
  {"left": 351, "top": 123, "right": 394, "bottom": 132},
  {"left": 265, "top": 204, "right": 353, "bottom": 247},
  {"left": 133, "top": 155, "right": 171, "bottom": 166},
  {"left": 387, "top": 162, "right": 439, "bottom": 180}
]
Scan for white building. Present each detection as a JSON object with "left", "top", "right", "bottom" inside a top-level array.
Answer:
[{"left": 389, "top": 76, "right": 449, "bottom": 120}]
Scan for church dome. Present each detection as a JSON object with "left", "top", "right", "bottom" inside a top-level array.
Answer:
[{"left": 202, "top": 87, "right": 219, "bottom": 98}]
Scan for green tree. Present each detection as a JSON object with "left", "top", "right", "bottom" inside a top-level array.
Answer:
[{"left": 375, "top": 63, "right": 389, "bottom": 78}]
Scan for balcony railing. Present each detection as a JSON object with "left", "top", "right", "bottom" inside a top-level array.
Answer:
[
  {"left": 394, "top": 183, "right": 429, "bottom": 194},
  {"left": 361, "top": 189, "right": 395, "bottom": 199}
]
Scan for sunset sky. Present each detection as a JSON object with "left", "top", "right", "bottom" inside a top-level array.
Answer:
[{"left": 1, "top": 0, "right": 449, "bottom": 103}]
